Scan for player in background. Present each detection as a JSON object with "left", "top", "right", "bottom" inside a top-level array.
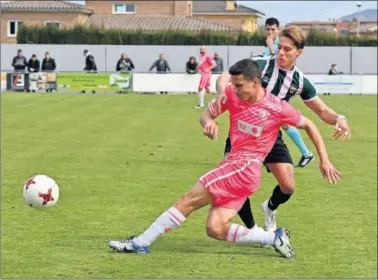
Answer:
[
  {"left": 263, "top": 17, "right": 314, "bottom": 167},
  {"left": 215, "top": 25, "right": 351, "bottom": 233},
  {"left": 195, "top": 46, "right": 217, "bottom": 109},
  {"left": 109, "top": 59, "right": 341, "bottom": 259}
]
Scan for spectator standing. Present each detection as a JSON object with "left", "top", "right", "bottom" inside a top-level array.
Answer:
[
  {"left": 328, "top": 64, "right": 341, "bottom": 75},
  {"left": 149, "top": 54, "right": 171, "bottom": 94},
  {"left": 186, "top": 56, "right": 198, "bottom": 94},
  {"left": 12, "top": 49, "right": 27, "bottom": 72},
  {"left": 186, "top": 56, "right": 198, "bottom": 74},
  {"left": 211, "top": 52, "right": 224, "bottom": 74},
  {"left": 27, "top": 55, "right": 40, "bottom": 73},
  {"left": 116, "top": 53, "right": 135, "bottom": 73},
  {"left": 41, "top": 52, "right": 57, "bottom": 72},
  {"left": 83, "top": 49, "right": 97, "bottom": 72},
  {"left": 83, "top": 49, "right": 97, "bottom": 93}
]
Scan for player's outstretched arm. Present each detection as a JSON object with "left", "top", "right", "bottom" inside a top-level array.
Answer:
[
  {"left": 199, "top": 109, "right": 219, "bottom": 141},
  {"left": 305, "top": 97, "right": 351, "bottom": 140},
  {"left": 297, "top": 117, "right": 342, "bottom": 184}
]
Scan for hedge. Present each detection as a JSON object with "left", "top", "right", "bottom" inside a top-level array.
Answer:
[{"left": 17, "top": 25, "right": 377, "bottom": 46}]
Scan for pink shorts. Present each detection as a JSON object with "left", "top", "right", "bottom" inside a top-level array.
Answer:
[
  {"left": 199, "top": 157, "right": 262, "bottom": 211},
  {"left": 199, "top": 73, "right": 211, "bottom": 89}
]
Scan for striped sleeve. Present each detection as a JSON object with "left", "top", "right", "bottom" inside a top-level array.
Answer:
[
  {"left": 300, "top": 77, "right": 318, "bottom": 102},
  {"left": 250, "top": 56, "right": 269, "bottom": 71}
]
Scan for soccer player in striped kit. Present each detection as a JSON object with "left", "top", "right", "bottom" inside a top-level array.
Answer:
[
  {"left": 215, "top": 25, "right": 351, "bottom": 233},
  {"left": 263, "top": 17, "right": 314, "bottom": 168},
  {"left": 109, "top": 59, "right": 341, "bottom": 259},
  {"left": 194, "top": 46, "right": 217, "bottom": 109}
]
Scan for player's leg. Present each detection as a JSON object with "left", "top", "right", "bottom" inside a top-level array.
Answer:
[
  {"left": 261, "top": 135, "right": 295, "bottom": 232},
  {"left": 206, "top": 205, "right": 294, "bottom": 259},
  {"left": 195, "top": 86, "right": 206, "bottom": 109},
  {"left": 281, "top": 124, "right": 314, "bottom": 168},
  {"left": 109, "top": 181, "right": 213, "bottom": 253},
  {"left": 224, "top": 134, "right": 256, "bottom": 229},
  {"left": 224, "top": 133, "right": 232, "bottom": 159}
]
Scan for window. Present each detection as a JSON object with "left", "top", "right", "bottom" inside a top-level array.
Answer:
[
  {"left": 8, "top": 20, "right": 23, "bottom": 37},
  {"left": 45, "top": 21, "right": 60, "bottom": 29},
  {"left": 113, "top": 3, "right": 136, "bottom": 14},
  {"left": 340, "top": 28, "right": 349, "bottom": 35}
]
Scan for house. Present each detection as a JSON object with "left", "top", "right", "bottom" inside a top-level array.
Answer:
[
  {"left": 0, "top": 0, "right": 93, "bottom": 44},
  {"left": 287, "top": 19, "right": 377, "bottom": 38},
  {"left": 286, "top": 21, "right": 350, "bottom": 35},
  {"left": 1, "top": 0, "right": 265, "bottom": 44},
  {"left": 192, "top": 1, "right": 265, "bottom": 33}
]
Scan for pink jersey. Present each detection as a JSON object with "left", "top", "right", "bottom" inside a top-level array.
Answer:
[
  {"left": 198, "top": 54, "right": 214, "bottom": 74},
  {"left": 208, "top": 85, "right": 303, "bottom": 163}
]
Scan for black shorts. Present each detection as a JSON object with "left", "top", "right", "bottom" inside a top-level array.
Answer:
[{"left": 224, "top": 131, "right": 293, "bottom": 173}]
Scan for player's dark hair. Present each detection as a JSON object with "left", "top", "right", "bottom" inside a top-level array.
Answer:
[
  {"left": 229, "top": 59, "right": 261, "bottom": 82},
  {"left": 265, "top": 17, "right": 280, "bottom": 27}
]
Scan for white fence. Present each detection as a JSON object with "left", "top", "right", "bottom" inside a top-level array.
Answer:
[
  {"left": 133, "top": 74, "right": 378, "bottom": 95},
  {"left": 2, "top": 73, "right": 377, "bottom": 95}
]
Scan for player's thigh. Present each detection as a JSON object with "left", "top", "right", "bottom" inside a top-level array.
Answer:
[
  {"left": 174, "top": 181, "right": 213, "bottom": 216},
  {"left": 206, "top": 206, "right": 238, "bottom": 235},
  {"left": 265, "top": 162, "right": 295, "bottom": 192}
]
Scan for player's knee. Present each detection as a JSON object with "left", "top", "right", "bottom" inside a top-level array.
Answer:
[
  {"left": 206, "top": 221, "right": 228, "bottom": 240},
  {"left": 279, "top": 182, "right": 295, "bottom": 194}
]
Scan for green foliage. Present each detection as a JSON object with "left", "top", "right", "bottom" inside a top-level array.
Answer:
[{"left": 17, "top": 25, "right": 377, "bottom": 46}]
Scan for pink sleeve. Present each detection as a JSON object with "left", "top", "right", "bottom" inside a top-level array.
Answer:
[
  {"left": 207, "top": 56, "right": 215, "bottom": 65},
  {"left": 208, "top": 86, "right": 231, "bottom": 117},
  {"left": 280, "top": 100, "right": 303, "bottom": 127},
  {"left": 208, "top": 98, "right": 227, "bottom": 117}
]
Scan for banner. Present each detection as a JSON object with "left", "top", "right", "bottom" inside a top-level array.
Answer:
[
  {"left": 1, "top": 72, "right": 6, "bottom": 91},
  {"left": 57, "top": 73, "right": 132, "bottom": 92},
  {"left": 6, "top": 73, "right": 29, "bottom": 91},
  {"left": 29, "top": 72, "right": 57, "bottom": 91},
  {"left": 310, "top": 75, "right": 362, "bottom": 95}
]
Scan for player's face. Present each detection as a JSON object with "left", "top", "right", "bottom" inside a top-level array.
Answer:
[
  {"left": 231, "top": 75, "right": 257, "bottom": 101},
  {"left": 265, "top": 24, "right": 279, "bottom": 39},
  {"left": 200, "top": 48, "right": 206, "bottom": 55},
  {"left": 277, "top": 37, "right": 303, "bottom": 69}
]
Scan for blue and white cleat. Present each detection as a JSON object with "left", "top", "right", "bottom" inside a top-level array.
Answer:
[
  {"left": 273, "top": 228, "right": 295, "bottom": 260},
  {"left": 109, "top": 236, "right": 150, "bottom": 254}
]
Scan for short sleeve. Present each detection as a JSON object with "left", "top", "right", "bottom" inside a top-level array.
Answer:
[
  {"left": 250, "top": 56, "right": 269, "bottom": 71},
  {"left": 300, "top": 77, "right": 318, "bottom": 102},
  {"left": 208, "top": 85, "right": 232, "bottom": 117},
  {"left": 280, "top": 100, "right": 303, "bottom": 127},
  {"left": 207, "top": 56, "right": 215, "bottom": 65}
]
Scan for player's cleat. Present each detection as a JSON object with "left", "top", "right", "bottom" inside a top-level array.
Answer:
[
  {"left": 261, "top": 199, "right": 277, "bottom": 232},
  {"left": 273, "top": 228, "right": 295, "bottom": 260},
  {"left": 296, "top": 153, "right": 315, "bottom": 168},
  {"left": 194, "top": 105, "right": 204, "bottom": 109},
  {"left": 109, "top": 236, "right": 150, "bottom": 254}
]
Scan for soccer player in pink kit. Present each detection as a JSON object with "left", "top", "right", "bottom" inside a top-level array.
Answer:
[
  {"left": 109, "top": 59, "right": 341, "bottom": 259},
  {"left": 195, "top": 46, "right": 216, "bottom": 109}
]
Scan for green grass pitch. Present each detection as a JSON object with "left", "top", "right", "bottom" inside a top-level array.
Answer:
[{"left": 1, "top": 92, "right": 377, "bottom": 278}]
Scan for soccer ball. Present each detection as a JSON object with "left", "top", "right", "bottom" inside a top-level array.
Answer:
[{"left": 23, "top": 175, "right": 59, "bottom": 209}]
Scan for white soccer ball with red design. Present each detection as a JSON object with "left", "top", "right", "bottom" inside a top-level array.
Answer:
[{"left": 23, "top": 175, "right": 59, "bottom": 209}]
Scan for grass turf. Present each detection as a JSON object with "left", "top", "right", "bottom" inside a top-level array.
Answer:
[{"left": 1, "top": 92, "right": 377, "bottom": 278}]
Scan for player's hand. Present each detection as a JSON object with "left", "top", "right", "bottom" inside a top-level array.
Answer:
[
  {"left": 319, "top": 159, "right": 342, "bottom": 184},
  {"left": 203, "top": 121, "right": 219, "bottom": 140},
  {"left": 266, "top": 35, "right": 274, "bottom": 47},
  {"left": 332, "top": 116, "right": 351, "bottom": 140}
]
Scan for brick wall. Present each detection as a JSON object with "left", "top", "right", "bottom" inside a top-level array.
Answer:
[{"left": 0, "top": 12, "right": 89, "bottom": 44}]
